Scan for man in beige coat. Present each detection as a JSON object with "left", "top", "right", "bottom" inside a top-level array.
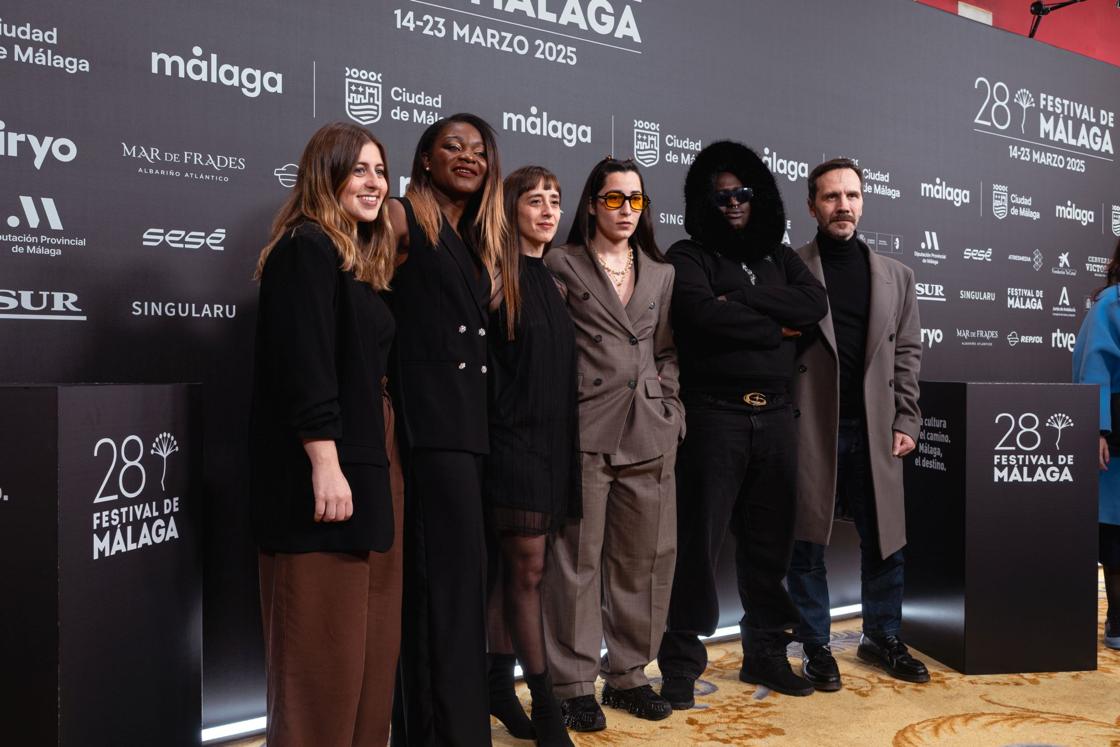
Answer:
[{"left": 787, "top": 158, "right": 928, "bottom": 692}]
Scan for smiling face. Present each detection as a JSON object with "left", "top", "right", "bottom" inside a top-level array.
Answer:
[
  {"left": 424, "top": 120, "right": 487, "bottom": 199},
  {"left": 516, "top": 178, "right": 561, "bottom": 252},
  {"left": 809, "top": 167, "right": 863, "bottom": 240},
  {"left": 339, "top": 141, "right": 387, "bottom": 223},
  {"left": 590, "top": 170, "right": 643, "bottom": 244},
  {"left": 714, "top": 171, "right": 751, "bottom": 230}
]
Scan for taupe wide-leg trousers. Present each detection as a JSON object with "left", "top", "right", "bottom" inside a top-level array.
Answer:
[{"left": 543, "top": 451, "right": 677, "bottom": 699}]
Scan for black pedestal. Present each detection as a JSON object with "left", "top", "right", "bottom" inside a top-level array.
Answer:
[
  {"left": 0, "top": 384, "right": 202, "bottom": 745},
  {"left": 902, "top": 381, "right": 1098, "bottom": 674}
]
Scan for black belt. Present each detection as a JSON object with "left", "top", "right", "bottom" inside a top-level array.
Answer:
[{"left": 687, "top": 390, "right": 790, "bottom": 409}]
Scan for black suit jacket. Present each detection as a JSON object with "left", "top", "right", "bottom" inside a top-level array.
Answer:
[
  {"left": 386, "top": 197, "right": 491, "bottom": 453},
  {"left": 250, "top": 223, "right": 396, "bottom": 552}
]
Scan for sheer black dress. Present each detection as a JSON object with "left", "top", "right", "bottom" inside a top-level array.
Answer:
[{"left": 484, "top": 255, "right": 581, "bottom": 534}]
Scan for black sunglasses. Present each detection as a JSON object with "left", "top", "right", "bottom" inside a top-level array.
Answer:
[{"left": 713, "top": 186, "right": 753, "bottom": 207}]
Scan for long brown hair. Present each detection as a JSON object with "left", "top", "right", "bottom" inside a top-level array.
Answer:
[
  {"left": 405, "top": 113, "right": 511, "bottom": 279},
  {"left": 566, "top": 157, "right": 663, "bottom": 261},
  {"left": 1092, "top": 236, "right": 1120, "bottom": 301},
  {"left": 498, "top": 165, "right": 561, "bottom": 339},
  {"left": 255, "top": 122, "right": 395, "bottom": 290}
]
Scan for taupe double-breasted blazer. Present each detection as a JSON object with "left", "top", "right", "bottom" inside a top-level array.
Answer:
[
  {"left": 792, "top": 238, "right": 921, "bottom": 558},
  {"left": 544, "top": 243, "right": 684, "bottom": 465}
]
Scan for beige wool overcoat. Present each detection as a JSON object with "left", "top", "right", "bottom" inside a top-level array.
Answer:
[{"left": 792, "top": 238, "right": 922, "bottom": 559}]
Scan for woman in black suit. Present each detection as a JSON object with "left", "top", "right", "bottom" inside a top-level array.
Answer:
[
  {"left": 386, "top": 113, "right": 512, "bottom": 747},
  {"left": 250, "top": 121, "right": 401, "bottom": 747}
]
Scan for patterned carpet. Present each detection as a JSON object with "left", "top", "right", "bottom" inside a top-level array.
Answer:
[{"left": 224, "top": 575, "right": 1118, "bottom": 746}]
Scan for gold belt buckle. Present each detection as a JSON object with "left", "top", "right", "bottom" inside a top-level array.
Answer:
[{"left": 742, "top": 392, "right": 767, "bottom": 406}]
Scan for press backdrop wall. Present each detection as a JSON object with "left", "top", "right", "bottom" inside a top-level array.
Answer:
[{"left": 2, "top": 0, "right": 1118, "bottom": 728}]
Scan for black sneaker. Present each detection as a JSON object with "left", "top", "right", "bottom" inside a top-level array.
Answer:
[
  {"left": 601, "top": 683, "right": 673, "bottom": 721},
  {"left": 739, "top": 651, "right": 815, "bottom": 696},
  {"left": 801, "top": 643, "right": 842, "bottom": 692},
  {"left": 659, "top": 676, "right": 696, "bottom": 710},
  {"left": 560, "top": 694, "right": 606, "bottom": 732},
  {"left": 856, "top": 634, "right": 931, "bottom": 683}
]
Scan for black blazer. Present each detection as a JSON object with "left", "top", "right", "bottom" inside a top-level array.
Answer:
[
  {"left": 386, "top": 197, "right": 491, "bottom": 453},
  {"left": 250, "top": 223, "right": 396, "bottom": 553}
]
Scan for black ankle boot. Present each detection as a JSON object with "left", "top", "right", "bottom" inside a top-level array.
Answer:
[
  {"left": 488, "top": 653, "right": 534, "bottom": 739},
  {"left": 524, "top": 670, "right": 574, "bottom": 747}
]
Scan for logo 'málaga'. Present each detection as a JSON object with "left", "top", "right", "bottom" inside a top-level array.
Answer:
[
  {"left": 502, "top": 106, "right": 590, "bottom": 148},
  {"left": 762, "top": 147, "right": 808, "bottom": 183},
  {"left": 919, "top": 177, "right": 970, "bottom": 207},
  {"left": 1055, "top": 201, "right": 1095, "bottom": 227},
  {"left": 151, "top": 46, "right": 283, "bottom": 98}
]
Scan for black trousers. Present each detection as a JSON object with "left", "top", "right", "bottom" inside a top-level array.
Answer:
[
  {"left": 657, "top": 397, "right": 801, "bottom": 679},
  {"left": 392, "top": 449, "right": 491, "bottom": 747}
]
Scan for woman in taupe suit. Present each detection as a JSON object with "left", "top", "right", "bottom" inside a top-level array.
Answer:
[{"left": 542, "top": 157, "right": 683, "bottom": 733}]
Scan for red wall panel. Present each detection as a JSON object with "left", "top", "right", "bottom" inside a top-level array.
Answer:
[{"left": 917, "top": 0, "right": 1120, "bottom": 67}]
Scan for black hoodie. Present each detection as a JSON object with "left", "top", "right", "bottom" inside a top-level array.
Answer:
[{"left": 666, "top": 141, "right": 827, "bottom": 396}]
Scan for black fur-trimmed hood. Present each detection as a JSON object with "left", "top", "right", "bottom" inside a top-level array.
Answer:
[{"left": 683, "top": 140, "right": 786, "bottom": 260}]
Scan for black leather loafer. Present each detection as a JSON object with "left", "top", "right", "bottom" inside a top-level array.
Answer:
[
  {"left": 856, "top": 634, "right": 931, "bottom": 683},
  {"left": 802, "top": 643, "right": 842, "bottom": 692}
]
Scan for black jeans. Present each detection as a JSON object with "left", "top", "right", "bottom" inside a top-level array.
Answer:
[
  {"left": 657, "top": 395, "right": 801, "bottom": 679},
  {"left": 787, "top": 418, "right": 905, "bottom": 644}
]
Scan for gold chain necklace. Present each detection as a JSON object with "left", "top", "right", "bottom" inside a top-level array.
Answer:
[{"left": 595, "top": 247, "right": 634, "bottom": 289}]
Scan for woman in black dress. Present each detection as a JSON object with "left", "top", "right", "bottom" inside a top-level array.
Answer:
[
  {"left": 386, "top": 113, "right": 511, "bottom": 747},
  {"left": 250, "top": 122, "right": 401, "bottom": 746},
  {"left": 485, "top": 166, "right": 579, "bottom": 746}
]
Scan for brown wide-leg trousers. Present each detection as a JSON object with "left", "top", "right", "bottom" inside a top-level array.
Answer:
[{"left": 259, "top": 395, "right": 404, "bottom": 747}]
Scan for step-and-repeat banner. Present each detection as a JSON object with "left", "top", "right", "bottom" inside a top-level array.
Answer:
[{"left": 2, "top": 0, "right": 1117, "bottom": 726}]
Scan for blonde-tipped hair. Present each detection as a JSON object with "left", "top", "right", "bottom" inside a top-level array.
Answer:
[
  {"left": 256, "top": 122, "right": 395, "bottom": 290},
  {"left": 406, "top": 113, "right": 517, "bottom": 336}
]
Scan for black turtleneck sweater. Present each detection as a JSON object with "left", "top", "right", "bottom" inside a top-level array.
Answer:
[{"left": 817, "top": 229, "right": 870, "bottom": 419}]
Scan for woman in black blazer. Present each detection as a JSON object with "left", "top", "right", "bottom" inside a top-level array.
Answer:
[
  {"left": 386, "top": 113, "right": 512, "bottom": 747},
  {"left": 250, "top": 122, "right": 401, "bottom": 747}
]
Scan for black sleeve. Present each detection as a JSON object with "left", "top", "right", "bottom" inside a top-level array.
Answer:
[
  {"left": 667, "top": 242, "right": 782, "bottom": 348},
  {"left": 258, "top": 227, "right": 342, "bottom": 440},
  {"left": 726, "top": 247, "right": 828, "bottom": 329}
]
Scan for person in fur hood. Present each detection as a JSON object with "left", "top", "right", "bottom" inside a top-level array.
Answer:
[{"left": 656, "top": 140, "right": 828, "bottom": 704}]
